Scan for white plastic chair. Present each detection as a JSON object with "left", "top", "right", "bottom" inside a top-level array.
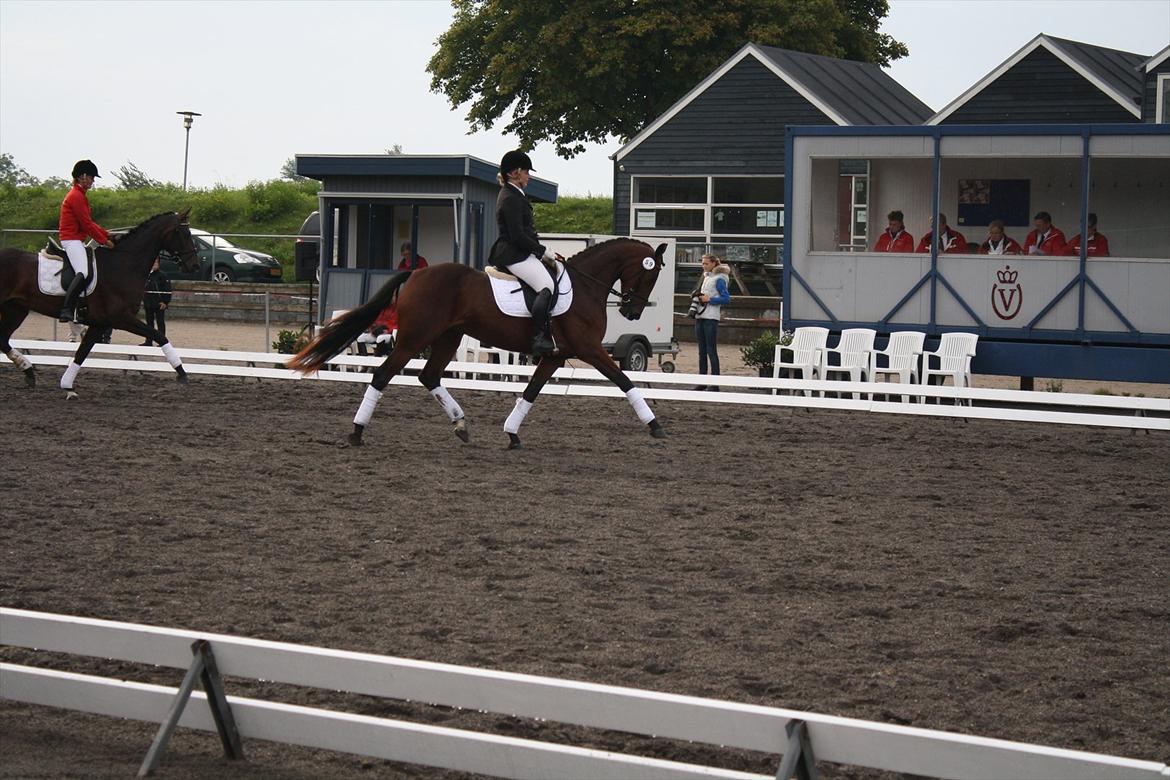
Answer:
[
  {"left": 772, "top": 326, "right": 829, "bottom": 396},
  {"left": 920, "top": 332, "right": 979, "bottom": 404},
  {"left": 461, "top": 335, "right": 520, "bottom": 379},
  {"left": 819, "top": 328, "right": 876, "bottom": 398},
  {"left": 869, "top": 331, "right": 926, "bottom": 402}
]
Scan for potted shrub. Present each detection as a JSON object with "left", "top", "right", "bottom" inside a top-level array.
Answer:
[{"left": 740, "top": 330, "right": 792, "bottom": 377}]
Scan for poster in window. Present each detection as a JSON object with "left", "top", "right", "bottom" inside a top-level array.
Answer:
[
  {"left": 636, "top": 211, "right": 656, "bottom": 229},
  {"left": 956, "top": 179, "right": 1030, "bottom": 227}
]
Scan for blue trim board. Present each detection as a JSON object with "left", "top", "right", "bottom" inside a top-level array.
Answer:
[
  {"left": 786, "top": 123, "right": 1170, "bottom": 139},
  {"left": 972, "top": 341, "right": 1170, "bottom": 384}
]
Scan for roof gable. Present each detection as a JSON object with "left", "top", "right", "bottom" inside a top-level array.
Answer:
[
  {"left": 614, "top": 42, "right": 931, "bottom": 161},
  {"left": 928, "top": 34, "right": 1146, "bottom": 124},
  {"left": 1144, "top": 45, "right": 1170, "bottom": 73}
]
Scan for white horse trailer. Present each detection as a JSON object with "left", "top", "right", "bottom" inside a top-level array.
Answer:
[{"left": 542, "top": 234, "right": 679, "bottom": 372}]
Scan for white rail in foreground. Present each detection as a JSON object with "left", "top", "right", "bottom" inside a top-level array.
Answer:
[
  {"left": 2, "top": 609, "right": 1167, "bottom": 780},
  {"left": 5, "top": 339, "right": 1168, "bottom": 431}
]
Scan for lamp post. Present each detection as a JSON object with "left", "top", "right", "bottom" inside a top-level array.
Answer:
[{"left": 176, "top": 110, "right": 202, "bottom": 191}]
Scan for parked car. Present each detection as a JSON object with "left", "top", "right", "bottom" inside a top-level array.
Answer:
[
  {"left": 295, "top": 211, "right": 320, "bottom": 282},
  {"left": 159, "top": 229, "right": 285, "bottom": 283}
]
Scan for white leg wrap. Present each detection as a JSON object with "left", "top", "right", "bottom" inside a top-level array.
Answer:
[
  {"left": 429, "top": 386, "right": 465, "bottom": 422},
  {"left": 626, "top": 387, "right": 655, "bottom": 424},
  {"left": 60, "top": 361, "right": 81, "bottom": 390},
  {"left": 6, "top": 349, "right": 32, "bottom": 371},
  {"left": 160, "top": 342, "right": 183, "bottom": 369},
  {"left": 354, "top": 385, "right": 383, "bottom": 427},
  {"left": 504, "top": 398, "right": 533, "bottom": 434}
]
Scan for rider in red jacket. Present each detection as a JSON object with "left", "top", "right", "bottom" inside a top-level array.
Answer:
[{"left": 58, "top": 159, "right": 115, "bottom": 321}]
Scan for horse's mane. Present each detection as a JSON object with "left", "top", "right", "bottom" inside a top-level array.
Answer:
[
  {"left": 116, "top": 212, "right": 176, "bottom": 242},
  {"left": 565, "top": 236, "right": 645, "bottom": 262}
]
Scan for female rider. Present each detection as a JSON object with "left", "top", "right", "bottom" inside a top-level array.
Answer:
[
  {"left": 487, "top": 150, "right": 557, "bottom": 357},
  {"left": 59, "top": 159, "right": 115, "bottom": 322}
]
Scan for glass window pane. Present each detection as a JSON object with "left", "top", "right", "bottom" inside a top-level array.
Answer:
[
  {"left": 634, "top": 208, "right": 704, "bottom": 231},
  {"left": 633, "top": 177, "right": 706, "bottom": 204},
  {"left": 712, "top": 206, "right": 783, "bottom": 235},
  {"left": 712, "top": 177, "right": 783, "bottom": 204}
]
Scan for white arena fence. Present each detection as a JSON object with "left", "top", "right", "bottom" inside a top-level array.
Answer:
[
  {"left": 3, "top": 339, "right": 1167, "bottom": 432},
  {"left": 2, "top": 609, "right": 1167, "bottom": 780}
]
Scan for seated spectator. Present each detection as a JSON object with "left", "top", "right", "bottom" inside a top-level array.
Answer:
[
  {"left": 874, "top": 210, "right": 914, "bottom": 252},
  {"left": 398, "top": 242, "right": 428, "bottom": 270},
  {"left": 915, "top": 213, "right": 967, "bottom": 254},
  {"left": 978, "top": 219, "right": 1023, "bottom": 255},
  {"left": 1065, "top": 213, "right": 1110, "bottom": 257},
  {"left": 1023, "top": 211, "right": 1066, "bottom": 256},
  {"left": 357, "top": 301, "right": 398, "bottom": 357}
]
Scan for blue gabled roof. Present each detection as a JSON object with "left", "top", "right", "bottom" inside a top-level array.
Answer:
[{"left": 294, "top": 154, "right": 558, "bottom": 203}]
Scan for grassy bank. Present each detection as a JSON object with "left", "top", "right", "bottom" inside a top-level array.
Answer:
[{"left": 0, "top": 182, "right": 613, "bottom": 277}]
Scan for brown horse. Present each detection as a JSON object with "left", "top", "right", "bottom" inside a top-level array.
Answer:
[
  {"left": 288, "top": 238, "right": 669, "bottom": 448},
  {"left": 0, "top": 210, "right": 200, "bottom": 396}
]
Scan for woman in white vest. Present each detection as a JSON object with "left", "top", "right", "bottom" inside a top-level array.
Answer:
[{"left": 691, "top": 253, "right": 731, "bottom": 391}]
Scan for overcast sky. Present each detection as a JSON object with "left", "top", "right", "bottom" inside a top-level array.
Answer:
[{"left": 1, "top": 0, "right": 1166, "bottom": 197}]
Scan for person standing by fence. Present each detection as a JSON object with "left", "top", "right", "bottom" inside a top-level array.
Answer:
[
  {"left": 692, "top": 253, "right": 731, "bottom": 391},
  {"left": 139, "top": 256, "right": 172, "bottom": 346}
]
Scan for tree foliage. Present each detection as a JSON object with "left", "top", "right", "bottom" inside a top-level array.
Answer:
[
  {"left": 112, "top": 160, "right": 163, "bottom": 190},
  {"left": 428, "top": 0, "right": 908, "bottom": 157},
  {"left": 0, "top": 152, "right": 40, "bottom": 186},
  {"left": 280, "top": 157, "right": 307, "bottom": 181}
]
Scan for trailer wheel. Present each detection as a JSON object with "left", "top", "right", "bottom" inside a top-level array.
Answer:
[
  {"left": 620, "top": 340, "right": 649, "bottom": 372},
  {"left": 660, "top": 360, "right": 676, "bottom": 374}
]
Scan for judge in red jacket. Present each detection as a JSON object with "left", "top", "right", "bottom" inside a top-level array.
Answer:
[
  {"left": 874, "top": 210, "right": 914, "bottom": 252},
  {"left": 915, "top": 213, "right": 968, "bottom": 254},
  {"left": 978, "top": 220, "right": 1023, "bottom": 255},
  {"left": 1065, "top": 213, "right": 1110, "bottom": 257},
  {"left": 59, "top": 159, "right": 116, "bottom": 322},
  {"left": 1023, "top": 211, "right": 1066, "bottom": 256}
]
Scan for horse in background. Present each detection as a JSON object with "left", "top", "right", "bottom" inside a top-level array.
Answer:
[{"left": 0, "top": 210, "right": 200, "bottom": 397}]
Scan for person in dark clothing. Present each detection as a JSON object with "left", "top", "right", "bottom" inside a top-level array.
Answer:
[
  {"left": 486, "top": 149, "right": 557, "bottom": 357},
  {"left": 139, "top": 256, "right": 173, "bottom": 346}
]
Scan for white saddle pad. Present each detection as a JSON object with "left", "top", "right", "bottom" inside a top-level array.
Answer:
[
  {"left": 38, "top": 253, "right": 98, "bottom": 297},
  {"left": 488, "top": 261, "right": 573, "bottom": 318}
]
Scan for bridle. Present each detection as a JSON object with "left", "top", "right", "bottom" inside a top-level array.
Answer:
[
  {"left": 170, "top": 216, "right": 200, "bottom": 267},
  {"left": 567, "top": 251, "right": 661, "bottom": 309}
]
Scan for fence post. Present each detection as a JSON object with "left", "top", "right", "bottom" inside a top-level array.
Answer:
[{"left": 265, "top": 291, "right": 271, "bottom": 353}]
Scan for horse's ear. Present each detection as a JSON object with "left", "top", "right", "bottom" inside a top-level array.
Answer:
[
  {"left": 178, "top": 207, "right": 191, "bottom": 222},
  {"left": 655, "top": 243, "right": 667, "bottom": 264}
]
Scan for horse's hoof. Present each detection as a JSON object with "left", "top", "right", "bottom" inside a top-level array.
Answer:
[
  {"left": 507, "top": 433, "right": 522, "bottom": 450},
  {"left": 64, "top": 390, "right": 79, "bottom": 401},
  {"left": 649, "top": 420, "right": 667, "bottom": 439},
  {"left": 348, "top": 432, "right": 364, "bottom": 447},
  {"left": 24, "top": 369, "right": 36, "bottom": 388},
  {"left": 454, "top": 419, "right": 469, "bottom": 443},
  {"left": 176, "top": 371, "right": 189, "bottom": 385}
]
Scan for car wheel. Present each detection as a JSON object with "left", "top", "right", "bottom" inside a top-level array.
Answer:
[
  {"left": 620, "top": 340, "right": 649, "bottom": 372},
  {"left": 212, "top": 266, "right": 236, "bottom": 284}
]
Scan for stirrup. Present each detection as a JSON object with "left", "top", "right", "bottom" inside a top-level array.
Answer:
[
  {"left": 58, "top": 308, "right": 74, "bottom": 323},
  {"left": 531, "top": 334, "right": 556, "bottom": 357}
]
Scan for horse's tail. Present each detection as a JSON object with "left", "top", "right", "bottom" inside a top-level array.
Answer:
[{"left": 286, "top": 271, "right": 411, "bottom": 374}]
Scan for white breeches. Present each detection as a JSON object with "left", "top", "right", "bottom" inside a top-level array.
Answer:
[
  {"left": 508, "top": 256, "right": 554, "bottom": 293},
  {"left": 62, "top": 239, "right": 88, "bottom": 275}
]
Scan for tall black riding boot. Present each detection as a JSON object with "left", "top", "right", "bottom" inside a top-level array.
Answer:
[
  {"left": 59, "top": 274, "right": 85, "bottom": 322},
  {"left": 530, "top": 289, "right": 556, "bottom": 357}
]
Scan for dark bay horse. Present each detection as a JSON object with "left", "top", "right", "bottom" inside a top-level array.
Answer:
[
  {"left": 0, "top": 210, "right": 200, "bottom": 396},
  {"left": 288, "top": 238, "right": 669, "bottom": 448}
]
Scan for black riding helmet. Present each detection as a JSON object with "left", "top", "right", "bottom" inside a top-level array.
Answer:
[
  {"left": 499, "top": 150, "right": 535, "bottom": 176},
  {"left": 72, "top": 159, "right": 100, "bottom": 179}
]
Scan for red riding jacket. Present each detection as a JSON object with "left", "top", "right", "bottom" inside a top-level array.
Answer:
[
  {"left": 915, "top": 228, "right": 968, "bottom": 254},
  {"left": 59, "top": 183, "right": 109, "bottom": 244},
  {"left": 1023, "top": 226, "right": 1066, "bottom": 256}
]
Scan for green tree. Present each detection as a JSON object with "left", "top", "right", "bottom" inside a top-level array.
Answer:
[
  {"left": 0, "top": 152, "right": 39, "bottom": 186},
  {"left": 112, "top": 160, "right": 162, "bottom": 190},
  {"left": 280, "top": 157, "right": 307, "bottom": 181},
  {"left": 428, "top": 0, "right": 908, "bottom": 157}
]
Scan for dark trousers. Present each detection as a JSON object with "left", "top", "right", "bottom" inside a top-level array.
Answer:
[
  {"left": 695, "top": 318, "right": 720, "bottom": 375},
  {"left": 144, "top": 307, "right": 166, "bottom": 344}
]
